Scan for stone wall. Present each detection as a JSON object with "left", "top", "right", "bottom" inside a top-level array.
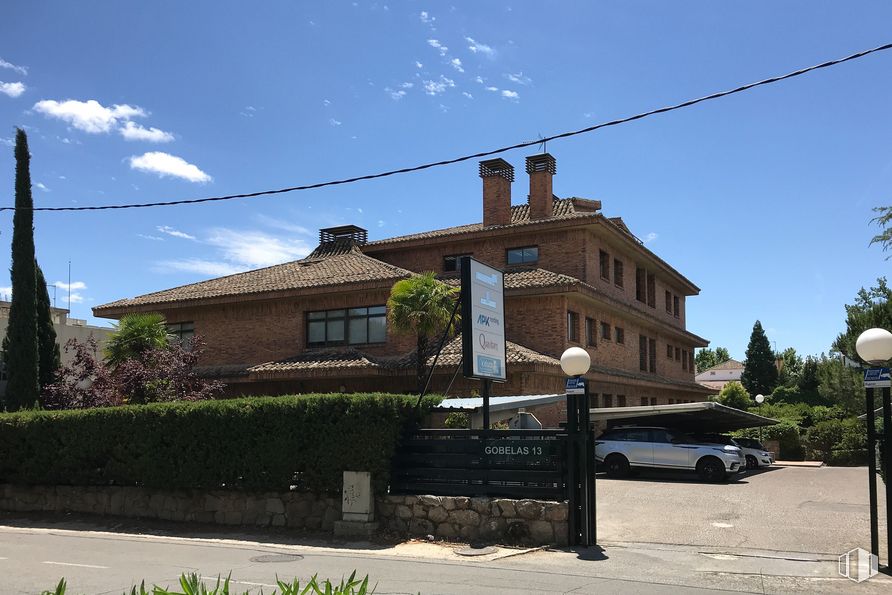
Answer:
[
  {"left": 0, "top": 484, "right": 568, "bottom": 546},
  {"left": 377, "top": 494, "right": 568, "bottom": 546},
  {"left": 0, "top": 484, "right": 341, "bottom": 530}
]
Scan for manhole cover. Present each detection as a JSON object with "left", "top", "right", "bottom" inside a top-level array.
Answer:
[
  {"left": 455, "top": 546, "right": 498, "bottom": 556},
  {"left": 250, "top": 553, "right": 304, "bottom": 563}
]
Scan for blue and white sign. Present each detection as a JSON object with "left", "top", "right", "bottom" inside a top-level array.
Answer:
[
  {"left": 461, "top": 257, "right": 507, "bottom": 382},
  {"left": 565, "top": 377, "right": 586, "bottom": 395},
  {"left": 863, "top": 368, "right": 891, "bottom": 388}
]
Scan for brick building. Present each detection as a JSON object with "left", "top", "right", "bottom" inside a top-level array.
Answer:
[{"left": 94, "top": 153, "right": 714, "bottom": 406}]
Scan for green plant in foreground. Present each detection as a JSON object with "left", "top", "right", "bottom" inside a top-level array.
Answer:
[{"left": 43, "top": 571, "right": 374, "bottom": 595}]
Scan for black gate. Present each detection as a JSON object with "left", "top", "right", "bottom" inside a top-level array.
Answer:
[{"left": 391, "top": 429, "right": 568, "bottom": 500}]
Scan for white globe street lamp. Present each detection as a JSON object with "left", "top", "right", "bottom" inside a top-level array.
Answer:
[
  {"left": 561, "top": 347, "right": 591, "bottom": 377},
  {"left": 855, "top": 328, "right": 892, "bottom": 365},
  {"left": 755, "top": 394, "right": 765, "bottom": 404}
]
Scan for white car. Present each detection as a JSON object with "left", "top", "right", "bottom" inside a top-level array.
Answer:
[
  {"left": 595, "top": 426, "right": 745, "bottom": 482},
  {"left": 732, "top": 437, "right": 775, "bottom": 469}
]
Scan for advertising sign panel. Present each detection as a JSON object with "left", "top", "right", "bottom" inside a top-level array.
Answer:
[{"left": 460, "top": 257, "right": 507, "bottom": 381}]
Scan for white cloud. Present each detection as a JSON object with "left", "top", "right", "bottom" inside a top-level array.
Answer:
[
  {"left": 427, "top": 39, "right": 448, "bottom": 56},
  {"left": 205, "top": 228, "right": 312, "bottom": 268},
  {"left": 54, "top": 281, "right": 87, "bottom": 304},
  {"left": 34, "top": 182, "right": 49, "bottom": 192},
  {"left": 415, "top": 61, "right": 424, "bottom": 69},
  {"left": 119, "top": 121, "right": 174, "bottom": 143},
  {"left": 465, "top": 37, "right": 494, "bottom": 56},
  {"left": 475, "top": 76, "right": 485, "bottom": 84},
  {"left": 0, "top": 137, "right": 13, "bottom": 147},
  {"left": 329, "top": 118, "right": 342, "bottom": 126},
  {"left": 129, "top": 152, "right": 212, "bottom": 183},
  {"left": 450, "top": 58, "right": 464, "bottom": 73},
  {"left": 154, "top": 258, "right": 245, "bottom": 277},
  {"left": 377, "top": 220, "right": 385, "bottom": 227},
  {"left": 0, "top": 286, "right": 11, "bottom": 300},
  {"left": 253, "top": 214, "right": 312, "bottom": 236},
  {"left": 323, "top": 99, "right": 331, "bottom": 106},
  {"left": 423, "top": 75, "right": 455, "bottom": 95},
  {"left": 386, "top": 88, "right": 407, "bottom": 100},
  {"left": 505, "top": 72, "right": 532, "bottom": 85},
  {"left": 462, "top": 91, "right": 473, "bottom": 99},
  {"left": 137, "top": 233, "right": 164, "bottom": 241},
  {"left": 33, "top": 99, "right": 146, "bottom": 133},
  {"left": 419, "top": 11, "right": 434, "bottom": 24},
  {"left": 400, "top": 82, "right": 414, "bottom": 89},
  {"left": 501, "top": 90, "right": 519, "bottom": 101},
  {"left": 0, "top": 82, "right": 25, "bottom": 98},
  {"left": 644, "top": 232, "right": 658, "bottom": 244},
  {"left": 0, "top": 58, "right": 27, "bottom": 76},
  {"left": 157, "top": 225, "right": 197, "bottom": 240},
  {"left": 485, "top": 86, "right": 499, "bottom": 92}
]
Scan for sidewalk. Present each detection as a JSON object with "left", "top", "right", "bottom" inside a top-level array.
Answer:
[{"left": 773, "top": 460, "right": 824, "bottom": 467}]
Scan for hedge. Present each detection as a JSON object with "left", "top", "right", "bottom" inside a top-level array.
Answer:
[
  {"left": 0, "top": 393, "right": 439, "bottom": 493},
  {"left": 734, "top": 420, "right": 804, "bottom": 460}
]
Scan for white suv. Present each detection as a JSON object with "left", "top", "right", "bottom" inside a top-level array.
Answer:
[{"left": 595, "top": 426, "right": 746, "bottom": 482}]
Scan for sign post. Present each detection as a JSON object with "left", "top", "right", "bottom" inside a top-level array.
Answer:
[{"left": 460, "top": 257, "right": 507, "bottom": 429}]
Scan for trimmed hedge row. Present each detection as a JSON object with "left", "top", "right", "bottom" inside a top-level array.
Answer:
[{"left": 0, "top": 393, "right": 438, "bottom": 493}]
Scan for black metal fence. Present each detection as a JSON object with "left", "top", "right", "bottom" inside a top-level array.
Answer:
[{"left": 390, "top": 429, "right": 568, "bottom": 500}]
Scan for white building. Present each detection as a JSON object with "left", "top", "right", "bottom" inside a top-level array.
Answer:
[{"left": 695, "top": 358, "right": 744, "bottom": 392}]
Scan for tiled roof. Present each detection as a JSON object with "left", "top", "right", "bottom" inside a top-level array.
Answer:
[
  {"left": 365, "top": 197, "right": 601, "bottom": 247},
  {"left": 701, "top": 359, "right": 745, "bottom": 373},
  {"left": 589, "top": 362, "right": 717, "bottom": 393},
  {"left": 424, "top": 336, "right": 560, "bottom": 367},
  {"left": 94, "top": 246, "right": 412, "bottom": 311},
  {"left": 442, "top": 268, "right": 583, "bottom": 291}
]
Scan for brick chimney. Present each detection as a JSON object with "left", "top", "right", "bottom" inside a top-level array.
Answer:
[
  {"left": 479, "top": 158, "right": 514, "bottom": 227},
  {"left": 526, "top": 153, "right": 556, "bottom": 220}
]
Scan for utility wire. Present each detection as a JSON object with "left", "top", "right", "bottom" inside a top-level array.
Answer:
[{"left": 4, "top": 42, "right": 891, "bottom": 214}]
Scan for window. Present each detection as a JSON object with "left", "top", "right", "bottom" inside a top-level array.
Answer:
[
  {"left": 615, "top": 327, "right": 625, "bottom": 344},
  {"left": 443, "top": 254, "right": 471, "bottom": 272},
  {"left": 602, "top": 394, "right": 613, "bottom": 408},
  {"left": 647, "top": 273, "right": 656, "bottom": 308},
  {"left": 665, "top": 290, "right": 672, "bottom": 313},
  {"left": 617, "top": 395, "right": 626, "bottom": 407},
  {"left": 308, "top": 306, "right": 386, "bottom": 347},
  {"left": 689, "top": 351, "right": 694, "bottom": 372},
  {"left": 600, "top": 321, "right": 611, "bottom": 341},
  {"left": 674, "top": 295, "right": 680, "bottom": 318},
  {"left": 667, "top": 344, "right": 673, "bottom": 359},
  {"left": 507, "top": 246, "right": 539, "bottom": 265},
  {"left": 599, "top": 250, "right": 610, "bottom": 281},
  {"left": 650, "top": 397, "right": 658, "bottom": 406},
  {"left": 641, "top": 397, "right": 648, "bottom": 406},
  {"left": 639, "top": 334, "right": 648, "bottom": 371},
  {"left": 649, "top": 338, "right": 656, "bottom": 373},
  {"left": 568, "top": 311, "right": 580, "bottom": 342},
  {"left": 614, "top": 258, "right": 624, "bottom": 288},
  {"left": 585, "top": 317, "right": 595, "bottom": 346},
  {"left": 675, "top": 347, "right": 681, "bottom": 361},
  {"left": 635, "top": 267, "right": 646, "bottom": 302},
  {"left": 682, "top": 350, "right": 688, "bottom": 371},
  {"left": 167, "top": 322, "right": 195, "bottom": 346}
]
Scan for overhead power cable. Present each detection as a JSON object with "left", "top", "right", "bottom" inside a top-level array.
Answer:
[{"left": 4, "top": 42, "right": 891, "bottom": 213}]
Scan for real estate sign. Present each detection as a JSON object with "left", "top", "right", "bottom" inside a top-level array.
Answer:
[{"left": 460, "top": 257, "right": 507, "bottom": 382}]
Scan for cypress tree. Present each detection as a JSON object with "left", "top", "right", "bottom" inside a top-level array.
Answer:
[
  {"left": 740, "top": 320, "right": 778, "bottom": 398},
  {"left": 4, "top": 128, "right": 39, "bottom": 411},
  {"left": 36, "top": 263, "right": 60, "bottom": 391}
]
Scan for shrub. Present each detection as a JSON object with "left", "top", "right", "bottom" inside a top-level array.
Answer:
[
  {"left": 805, "top": 418, "right": 866, "bottom": 465},
  {"left": 0, "top": 393, "right": 439, "bottom": 493},
  {"left": 714, "top": 381, "right": 751, "bottom": 410},
  {"left": 734, "top": 420, "right": 804, "bottom": 460},
  {"left": 444, "top": 411, "right": 469, "bottom": 429}
]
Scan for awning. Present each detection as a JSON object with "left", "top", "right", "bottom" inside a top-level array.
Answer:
[{"left": 591, "top": 401, "right": 778, "bottom": 432}]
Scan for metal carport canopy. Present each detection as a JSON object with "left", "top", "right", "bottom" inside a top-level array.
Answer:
[{"left": 591, "top": 402, "right": 778, "bottom": 432}]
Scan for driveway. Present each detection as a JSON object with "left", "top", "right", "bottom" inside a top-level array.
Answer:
[{"left": 597, "top": 466, "right": 888, "bottom": 558}]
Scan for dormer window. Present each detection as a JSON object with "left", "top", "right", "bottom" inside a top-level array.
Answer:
[{"left": 507, "top": 246, "right": 539, "bottom": 265}]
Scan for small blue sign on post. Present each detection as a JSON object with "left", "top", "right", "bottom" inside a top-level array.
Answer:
[
  {"left": 565, "top": 377, "right": 586, "bottom": 395},
  {"left": 863, "top": 368, "right": 891, "bottom": 388}
]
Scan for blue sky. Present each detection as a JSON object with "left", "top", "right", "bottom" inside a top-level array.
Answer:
[{"left": 1, "top": 1, "right": 890, "bottom": 361}]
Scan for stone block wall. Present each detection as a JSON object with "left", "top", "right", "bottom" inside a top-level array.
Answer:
[{"left": 377, "top": 494, "right": 568, "bottom": 546}]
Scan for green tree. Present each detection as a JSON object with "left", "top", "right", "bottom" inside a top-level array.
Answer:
[
  {"left": 695, "top": 346, "right": 731, "bottom": 373},
  {"left": 387, "top": 272, "right": 459, "bottom": 393},
  {"left": 740, "top": 320, "right": 778, "bottom": 397},
  {"left": 36, "top": 263, "right": 60, "bottom": 390},
  {"left": 4, "top": 129, "right": 39, "bottom": 411},
  {"left": 832, "top": 278, "right": 892, "bottom": 364},
  {"left": 715, "top": 347, "right": 730, "bottom": 363},
  {"left": 714, "top": 381, "right": 751, "bottom": 410},
  {"left": 104, "top": 313, "right": 170, "bottom": 369},
  {"left": 796, "top": 356, "right": 822, "bottom": 405},
  {"left": 869, "top": 205, "right": 891, "bottom": 259},
  {"left": 817, "top": 355, "right": 863, "bottom": 414},
  {"left": 776, "top": 347, "right": 803, "bottom": 387}
]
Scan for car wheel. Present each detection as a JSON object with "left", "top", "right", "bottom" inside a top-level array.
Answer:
[
  {"left": 745, "top": 455, "right": 758, "bottom": 470},
  {"left": 605, "top": 454, "right": 631, "bottom": 478},
  {"left": 697, "top": 457, "right": 727, "bottom": 483}
]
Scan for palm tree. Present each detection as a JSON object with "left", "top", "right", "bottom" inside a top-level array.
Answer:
[
  {"left": 387, "top": 272, "right": 459, "bottom": 392},
  {"left": 104, "top": 313, "right": 171, "bottom": 369}
]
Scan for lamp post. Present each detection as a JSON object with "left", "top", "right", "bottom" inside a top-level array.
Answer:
[
  {"left": 755, "top": 394, "right": 765, "bottom": 444},
  {"left": 561, "top": 347, "right": 595, "bottom": 547},
  {"left": 856, "top": 327, "right": 892, "bottom": 570}
]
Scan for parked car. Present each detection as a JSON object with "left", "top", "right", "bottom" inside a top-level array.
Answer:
[
  {"left": 731, "top": 437, "right": 775, "bottom": 469},
  {"left": 595, "top": 426, "right": 745, "bottom": 482}
]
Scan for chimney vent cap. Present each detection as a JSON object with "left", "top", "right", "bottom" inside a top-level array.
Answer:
[
  {"left": 525, "top": 153, "right": 556, "bottom": 175},
  {"left": 479, "top": 158, "right": 515, "bottom": 182},
  {"left": 319, "top": 224, "right": 368, "bottom": 245}
]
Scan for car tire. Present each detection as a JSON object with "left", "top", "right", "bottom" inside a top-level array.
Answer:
[
  {"left": 604, "top": 454, "right": 631, "bottom": 478},
  {"left": 696, "top": 456, "right": 727, "bottom": 483},
  {"left": 745, "top": 455, "right": 758, "bottom": 470}
]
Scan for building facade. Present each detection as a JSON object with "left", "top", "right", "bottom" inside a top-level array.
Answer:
[
  {"left": 94, "top": 153, "right": 714, "bottom": 406},
  {"left": 695, "top": 359, "right": 745, "bottom": 392}
]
